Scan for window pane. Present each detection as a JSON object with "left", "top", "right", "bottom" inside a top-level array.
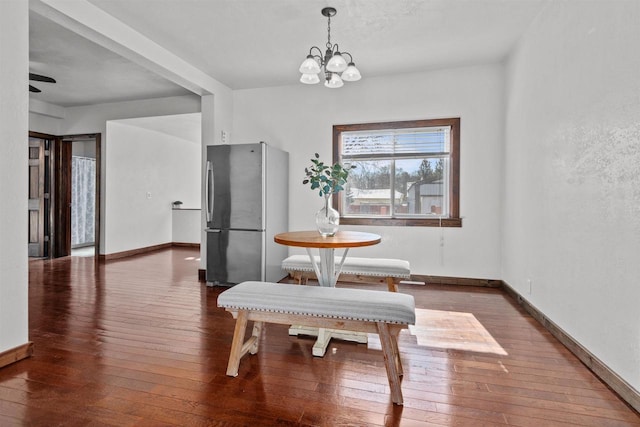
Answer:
[
  {"left": 343, "top": 160, "right": 394, "bottom": 216},
  {"left": 396, "top": 158, "right": 448, "bottom": 216}
]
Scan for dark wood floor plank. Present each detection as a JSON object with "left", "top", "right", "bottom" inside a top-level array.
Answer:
[{"left": 0, "top": 248, "right": 636, "bottom": 426}]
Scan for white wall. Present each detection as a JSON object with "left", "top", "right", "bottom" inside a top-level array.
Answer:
[
  {"left": 104, "top": 121, "right": 201, "bottom": 254},
  {"left": 72, "top": 140, "right": 96, "bottom": 158},
  {"left": 61, "top": 95, "right": 201, "bottom": 136},
  {"left": 33, "top": 95, "right": 201, "bottom": 254},
  {"left": 62, "top": 95, "right": 202, "bottom": 249},
  {"left": 504, "top": 1, "right": 640, "bottom": 393},
  {"left": 29, "top": 112, "right": 62, "bottom": 135},
  {"left": 233, "top": 64, "right": 505, "bottom": 278},
  {"left": 0, "top": 0, "right": 29, "bottom": 352}
]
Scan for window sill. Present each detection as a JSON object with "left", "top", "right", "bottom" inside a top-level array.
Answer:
[{"left": 340, "top": 217, "right": 462, "bottom": 227}]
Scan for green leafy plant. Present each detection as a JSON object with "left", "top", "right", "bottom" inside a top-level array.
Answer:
[{"left": 303, "top": 153, "right": 355, "bottom": 197}]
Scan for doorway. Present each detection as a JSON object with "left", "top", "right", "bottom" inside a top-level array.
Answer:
[
  {"left": 68, "top": 136, "right": 98, "bottom": 257},
  {"left": 28, "top": 132, "right": 101, "bottom": 259}
]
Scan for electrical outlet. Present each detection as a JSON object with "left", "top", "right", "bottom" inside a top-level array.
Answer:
[{"left": 146, "top": 192, "right": 152, "bottom": 199}]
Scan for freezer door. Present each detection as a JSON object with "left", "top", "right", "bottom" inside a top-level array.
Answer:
[
  {"left": 206, "top": 144, "right": 264, "bottom": 230},
  {"left": 206, "top": 229, "right": 264, "bottom": 285}
]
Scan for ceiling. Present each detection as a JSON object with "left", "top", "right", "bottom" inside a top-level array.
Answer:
[{"left": 28, "top": 0, "right": 547, "bottom": 108}]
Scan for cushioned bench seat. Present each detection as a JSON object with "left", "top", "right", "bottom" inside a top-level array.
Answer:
[
  {"left": 282, "top": 255, "right": 411, "bottom": 291},
  {"left": 218, "top": 281, "right": 416, "bottom": 405}
]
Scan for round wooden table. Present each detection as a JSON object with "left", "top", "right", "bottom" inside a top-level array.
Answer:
[
  {"left": 274, "top": 230, "right": 382, "bottom": 356},
  {"left": 274, "top": 230, "right": 381, "bottom": 287}
]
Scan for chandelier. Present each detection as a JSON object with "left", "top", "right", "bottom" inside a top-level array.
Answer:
[{"left": 298, "top": 7, "right": 362, "bottom": 88}]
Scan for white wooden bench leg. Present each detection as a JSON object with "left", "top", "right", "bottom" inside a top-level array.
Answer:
[
  {"left": 386, "top": 277, "right": 399, "bottom": 292},
  {"left": 377, "top": 322, "right": 404, "bottom": 405},
  {"left": 226, "top": 311, "right": 264, "bottom": 377},
  {"left": 226, "top": 310, "right": 249, "bottom": 376},
  {"left": 391, "top": 327, "right": 403, "bottom": 376},
  {"left": 293, "top": 272, "right": 302, "bottom": 284},
  {"left": 249, "top": 321, "right": 263, "bottom": 355}
]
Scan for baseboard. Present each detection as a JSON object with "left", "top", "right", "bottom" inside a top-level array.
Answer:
[
  {"left": 502, "top": 281, "right": 640, "bottom": 414},
  {"left": 98, "top": 242, "right": 200, "bottom": 261},
  {"left": 99, "top": 243, "right": 173, "bottom": 261},
  {"left": 285, "top": 272, "right": 501, "bottom": 288},
  {"left": 0, "top": 342, "right": 34, "bottom": 369},
  {"left": 411, "top": 274, "right": 502, "bottom": 288},
  {"left": 172, "top": 242, "right": 200, "bottom": 248}
]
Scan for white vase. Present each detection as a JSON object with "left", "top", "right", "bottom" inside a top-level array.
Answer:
[{"left": 315, "top": 195, "right": 339, "bottom": 237}]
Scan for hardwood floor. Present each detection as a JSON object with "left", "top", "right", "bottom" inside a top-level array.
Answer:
[{"left": 1, "top": 248, "right": 637, "bottom": 426}]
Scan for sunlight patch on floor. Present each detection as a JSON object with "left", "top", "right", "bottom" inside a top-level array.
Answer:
[
  {"left": 369, "top": 308, "right": 507, "bottom": 356},
  {"left": 409, "top": 308, "right": 507, "bottom": 355}
]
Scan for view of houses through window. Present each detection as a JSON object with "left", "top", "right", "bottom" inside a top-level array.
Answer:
[{"left": 333, "top": 118, "right": 460, "bottom": 227}]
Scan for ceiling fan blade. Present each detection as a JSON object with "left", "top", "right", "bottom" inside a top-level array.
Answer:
[
  {"left": 29, "top": 85, "right": 41, "bottom": 93},
  {"left": 29, "top": 73, "right": 56, "bottom": 84}
]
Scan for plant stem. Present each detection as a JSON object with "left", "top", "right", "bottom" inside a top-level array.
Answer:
[{"left": 324, "top": 194, "right": 330, "bottom": 217}]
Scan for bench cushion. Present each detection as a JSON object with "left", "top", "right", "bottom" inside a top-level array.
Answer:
[
  {"left": 218, "top": 281, "right": 416, "bottom": 325},
  {"left": 282, "top": 255, "right": 411, "bottom": 278}
]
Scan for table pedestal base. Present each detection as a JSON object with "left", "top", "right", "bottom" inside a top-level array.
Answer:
[{"left": 288, "top": 326, "right": 368, "bottom": 357}]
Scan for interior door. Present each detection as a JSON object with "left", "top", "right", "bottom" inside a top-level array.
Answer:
[
  {"left": 53, "top": 139, "right": 72, "bottom": 257},
  {"left": 28, "top": 138, "right": 48, "bottom": 257}
]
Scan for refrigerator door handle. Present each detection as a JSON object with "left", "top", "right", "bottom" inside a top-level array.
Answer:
[{"left": 205, "top": 160, "right": 213, "bottom": 223}]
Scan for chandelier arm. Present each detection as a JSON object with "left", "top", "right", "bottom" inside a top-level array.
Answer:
[
  {"left": 342, "top": 52, "right": 354, "bottom": 62},
  {"left": 308, "top": 46, "right": 324, "bottom": 59}
]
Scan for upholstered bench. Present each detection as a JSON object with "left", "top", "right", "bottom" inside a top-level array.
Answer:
[
  {"left": 282, "top": 255, "right": 411, "bottom": 292},
  {"left": 217, "top": 281, "right": 416, "bottom": 405}
]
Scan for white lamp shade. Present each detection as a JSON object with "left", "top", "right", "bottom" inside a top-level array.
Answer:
[
  {"left": 300, "top": 73, "right": 320, "bottom": 84},
  {"left": 341, "top": 63, "right": 361, "bottom": 82},
  {"left": 326, "top": 52, "right": 348, "bottom": 73},
  {"left": 324, "top": 73, "right": 344, "bottom": 88},
  {"left": 299, "top": 56, "right": 321, "bottom": 74}
]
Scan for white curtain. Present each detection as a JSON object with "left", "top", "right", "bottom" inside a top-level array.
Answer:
[{"left": 71, "top": 156, "right": 96, "bottom": 247}]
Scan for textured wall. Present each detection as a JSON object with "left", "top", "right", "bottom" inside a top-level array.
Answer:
[{"left": 504, "top": 1, "right": 640, "bottom": 392}]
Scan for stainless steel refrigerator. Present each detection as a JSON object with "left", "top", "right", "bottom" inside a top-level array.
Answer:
[{"left": 205, "top": 142, "right": 288, "bottom": 286}]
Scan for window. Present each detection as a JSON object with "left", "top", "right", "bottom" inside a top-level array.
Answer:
[{"left": 333, "top": 118, "right": 460, "bottom": 227}]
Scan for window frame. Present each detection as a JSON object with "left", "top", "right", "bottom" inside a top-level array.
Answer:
[{"left": 333, "top": 118, "right": 461, "bottom": 227}]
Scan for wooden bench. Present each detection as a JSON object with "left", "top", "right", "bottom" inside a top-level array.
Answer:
[
  {"left": 217, "top": 281, "right": 416, "bottom": 405},
  {"left": 282, "top": 255, "right": 411, "bottom": 292}
]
